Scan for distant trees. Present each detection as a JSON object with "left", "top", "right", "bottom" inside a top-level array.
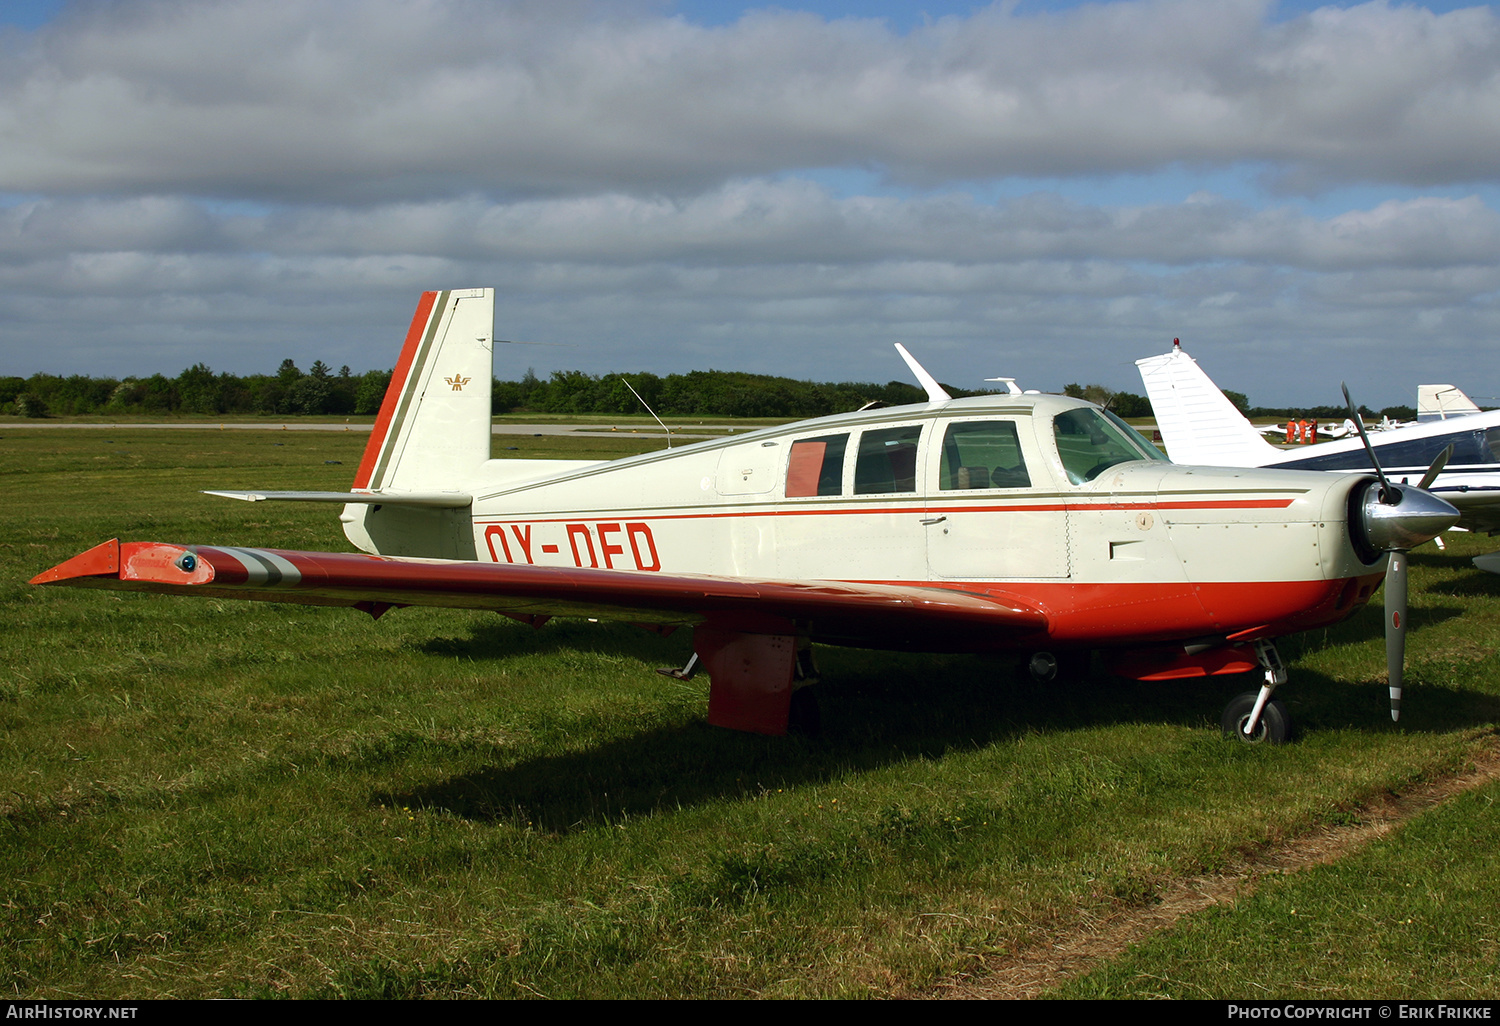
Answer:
[
  {"left": 10, "top": 360, "right": 1434, "bottom": 421},
  {"left": 488, "top": 369, "right": 990, "bottom": 418},
  {"left": 1062, "top": 383, "right": 1152, "bottom": 418},
  {"left": 0, "top": 360, "right": 391, "bottom": 418}
]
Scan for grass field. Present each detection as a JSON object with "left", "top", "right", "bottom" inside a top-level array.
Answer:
[{"left": 2, "top": 427, "right": 1498, "bottom": 999}]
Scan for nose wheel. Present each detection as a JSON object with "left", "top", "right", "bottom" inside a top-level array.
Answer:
[
  {"left": 1222, "top": 639, "right": 1292, "bottom": 744},
  {"left": 1221, "top": 691, "right": 1291, "bottom": 744}
]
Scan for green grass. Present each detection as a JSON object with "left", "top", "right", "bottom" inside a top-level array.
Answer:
[
  {"left": 1055, "top": 776, "right": 1500, "bottom": 1000},
  {"left": 1, "top": 429, "right": 1498, "bottom": 998}
]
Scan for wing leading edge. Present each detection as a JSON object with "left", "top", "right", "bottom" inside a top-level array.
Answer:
[{"left": 32, "top": 540, "right": 1049, "bottom": 652}]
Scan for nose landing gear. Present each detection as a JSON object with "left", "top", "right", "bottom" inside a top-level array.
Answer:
[
  {"left": 1222, "top": 639, "right": 1292, "bottom": 744},
  {"left": 1024, "top": 650, "right": 1091, "bottom": 685}
]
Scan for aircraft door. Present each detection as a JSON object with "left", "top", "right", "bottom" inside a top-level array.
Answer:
[
  {"left": 925, "top": 417, "right": 1071, "bottom": 579},
  {"left": 714, "top": 439, "right": 783, "bottom": 574},
  {"left": 715, "top": 440, "right": 781, "bottom": 496}
]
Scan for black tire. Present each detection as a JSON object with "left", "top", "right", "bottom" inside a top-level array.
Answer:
[
  {"left": 788, "top": 687, "right": 821, "bottom": 736},
  {"left": 1221, "top": 691, "right": 1292, "bottom": 744},
  {"left": 1027, "top": 651, "right": 1059, "bottom": 683},
  {"left": 1024, "top": 650, "right": 1091, "bottom": 685}
]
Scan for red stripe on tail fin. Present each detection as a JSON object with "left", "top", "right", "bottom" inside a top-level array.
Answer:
[{"left": 352, "top": 291, "right": 439, "bottom": 490}]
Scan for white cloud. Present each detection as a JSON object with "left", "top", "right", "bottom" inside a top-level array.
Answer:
[
  {"left": 1, "top": 0, "right": 1498, "bottom": 199},
  {"left": 9, "top": 182, "right": 1498, "bottom": 270},
  {"left": 0, "top": 178, "right": 1496, "bottom": 406},
  {"left": 0, "top": 0, "right": 1497, "bottom": 407}
]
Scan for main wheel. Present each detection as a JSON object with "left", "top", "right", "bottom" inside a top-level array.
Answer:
[
  {"left": 1024, "top": 650, "right": 1091, "bottom": 685},
  {"left": 1027, "top": 651, "right": 1059, "bottom": 683},
  {"left": 1221, "top": 691, "right": 1291, "bottom": 744}
]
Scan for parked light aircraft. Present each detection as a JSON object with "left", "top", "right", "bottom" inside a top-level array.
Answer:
[
  {"left": 1258, "top": 418, "right": 1362, "bottom": 442},
  {"left": 1255, "top": 381, "right": 1479, "bottom": 440},
  {"left": 33, "top": 290, "right": 1459, "bottom": 742},
  {"left": 1137, "top": 342, "right": 1500, "bottom": 562}
]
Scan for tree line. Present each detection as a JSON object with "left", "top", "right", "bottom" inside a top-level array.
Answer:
[
  {"left": 1, "top": 363, "right": 998, "bottom": 419},
  {"left": 0, "top": 361, "right": 391, "bottom": 418},
  {"left": 0, "top": 361, "right": 1410, "bottom": 421}
]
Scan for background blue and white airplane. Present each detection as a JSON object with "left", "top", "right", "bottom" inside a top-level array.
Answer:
[{"left": 1137, "top": 342, "right": 1500, "bottom": 573}]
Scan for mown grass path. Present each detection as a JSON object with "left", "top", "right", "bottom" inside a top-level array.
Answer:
[{"left": 940, "top": 734, "right": 1500, "bottom": 998}]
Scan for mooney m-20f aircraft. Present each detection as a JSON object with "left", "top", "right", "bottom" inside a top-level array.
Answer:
[
  {"left": 1137, "top": 341, "right": 1500, "bottom": 575},
  {"left": 33, "top": 290, "right": 1460, "bottom": 741}
]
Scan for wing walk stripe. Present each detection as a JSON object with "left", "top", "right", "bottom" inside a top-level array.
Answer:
[{"left": 215, "top": 547, "right": 302, "bottom": 586}]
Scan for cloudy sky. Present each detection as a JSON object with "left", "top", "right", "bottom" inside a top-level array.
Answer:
[{"left": 1, "top": 0, "right": 1497, "bottom": 407}]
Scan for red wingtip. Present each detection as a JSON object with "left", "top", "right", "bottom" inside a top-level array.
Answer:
[{"left": 30, "top": 539, "right": 121, "bottom": 585}]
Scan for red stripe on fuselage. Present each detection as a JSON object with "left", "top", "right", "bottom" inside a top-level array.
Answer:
[
  {"left": 473, "top": 497, "right": 1295, "bottom": 526},
  {"left": 352, "top": 291, "right": 440, "bottom": 490}
]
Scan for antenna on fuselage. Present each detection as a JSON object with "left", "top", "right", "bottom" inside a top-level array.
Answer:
[
  {"left": 985, "top": 377, "right": 1023, "bottom": 395},
  {"left": 620, "top": 376, "right": 673, "bottom": 449},
  {"left": 894, "top": 344, "right": 952, "bottom": 403}
]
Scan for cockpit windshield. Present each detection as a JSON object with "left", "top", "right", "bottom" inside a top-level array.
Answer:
[{"left": 1052, "top": 407, "right": 1168, "bottom": 484}]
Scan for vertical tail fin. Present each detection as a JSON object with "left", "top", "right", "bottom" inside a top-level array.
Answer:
[
  {"left": 1135, "top": 346, "right": 1282, "bottom": 467},
  {"left": 1417, "top": 385, "right": 1481, "bottom": 422},
  {"left": 353, "top": 288, "right": 495, "bottom": 493}
]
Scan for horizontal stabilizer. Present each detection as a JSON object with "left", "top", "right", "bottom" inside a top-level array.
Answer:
[{"left": 204, "top": 490, "right": 472, "bottom": 508}]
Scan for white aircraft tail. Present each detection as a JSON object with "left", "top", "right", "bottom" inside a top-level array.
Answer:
[
  {"left": 1418, "top": 384, "right": 1481, "bottom": 422},
  {"left": 352, "top": 288, "right": 497, "bottom": 493},
  {"left": 208, "top": 287, "right": 603, "bottom": 560},
  {"left": 1135, "top": 345, "right": 1282, "bottom": 467}
]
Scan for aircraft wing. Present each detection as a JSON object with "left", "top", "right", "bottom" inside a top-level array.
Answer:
[
  {"left": 31, "top": 539, "right": 1049, "bottom": 649},
  {"left": 1435, "top": 489, "right": 1500, "bottom": 535}
]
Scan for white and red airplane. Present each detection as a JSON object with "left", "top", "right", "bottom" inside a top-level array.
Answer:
[{"left": 32, "top": 289, "right": 1459, "bottom": 742}]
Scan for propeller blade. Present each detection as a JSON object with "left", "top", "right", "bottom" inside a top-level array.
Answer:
[
  {"left": 1342, "top": 382, "right": 1394, "bottom": 503},
  {"left": 1417, "top": 443, "right": 1455, "bottom": 492},
  {"left": 1385, "top": 549, "right": 1408, "bottom": 722}
]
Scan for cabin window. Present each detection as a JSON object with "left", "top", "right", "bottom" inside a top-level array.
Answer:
[
  {"left": 1053, "top": 407, "right": 1160, "bottom": 484},
  {"left": 785, "top": 433, "right": 848, "bottom": 497},
  {"left": 939, "top": 421, "right": 1031, "bottom": 490},
  {"left": 854, "top": 425, "right": 922, "bottom": 495}
]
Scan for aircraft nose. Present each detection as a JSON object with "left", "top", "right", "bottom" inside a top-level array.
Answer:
[{"left": 1357, "top": 482, "right": 1460, "bottom": 553}]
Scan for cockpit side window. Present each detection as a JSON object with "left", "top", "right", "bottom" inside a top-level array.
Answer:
[
  {"left": 854, "top": 425, "right": 922, "bottom": 495},
  {"left": 785, "top": 433, "right": 848, "bottom": 497},
  {"left": 939, "top": 421, "right": 1031, "bottom": 489},
  {"left": 1052, "top": 407, "right": 1158, "bottom": 484}
]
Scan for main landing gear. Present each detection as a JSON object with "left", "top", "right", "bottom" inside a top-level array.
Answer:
[
  {"left": 657, "top": 636, "right": 823, "bottom": 735},
  {"left": 1221, "top": 639, "right": 1292, "bottom": 745},
  {"left": 787, "top": 642, "right": 821, "bottom": 734}
]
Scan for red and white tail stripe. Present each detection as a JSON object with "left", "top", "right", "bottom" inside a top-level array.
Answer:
[{"left": 351, "top": 288, "right": 495, "bottom": 494}]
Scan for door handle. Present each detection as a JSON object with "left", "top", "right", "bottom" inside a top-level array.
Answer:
[{"left": 920, "top": 516, "right": 947, "bottom": 526}]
